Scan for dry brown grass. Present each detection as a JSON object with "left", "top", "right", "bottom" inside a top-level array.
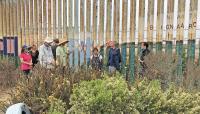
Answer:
[
  {"left": 0, "top": 64, "right": 103, "bottom": 113},
  {"left": 136, "top": 52, "right": 200, "bottom": 91},
  {"left": 0, "top": 58, "right": 19, "bottom": 89}
]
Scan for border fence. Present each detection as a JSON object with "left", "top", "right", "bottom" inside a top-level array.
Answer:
[{"left": 0, "top": 0, "right": 200, "bottom": 82}]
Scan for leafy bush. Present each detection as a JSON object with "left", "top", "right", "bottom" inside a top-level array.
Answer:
[
  {"left": 132, "top": 79, "right": 166, "bottom": 113},
  {"left": 69, "top": 75, "right": 138, "bottom": 114},
  {"left": 132, "top": 79, "right": 200, "bottom": 114},
  {"left": 47, "top": 96, "right": 67, "bottom": 114}
]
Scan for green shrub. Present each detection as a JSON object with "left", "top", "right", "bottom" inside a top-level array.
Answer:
[
  {"left": 132, "top": 79, "right": 200, "bottom": 114},
  {"left": 132, "top": 79, "right": 166, "bottom": 113},
  {"left": 69, "top": 75, "right": 138, "bottom": 114},
  {"left": 47, "top": 96, "right": 66, "bottom": 114}
]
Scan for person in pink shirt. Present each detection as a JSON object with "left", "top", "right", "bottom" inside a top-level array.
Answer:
[{"left": 19, "top": 45, "right": 32, "bottom": 76}]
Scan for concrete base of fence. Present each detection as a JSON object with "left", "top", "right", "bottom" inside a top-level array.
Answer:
[
  {"left": 166, "top": 41, "right": 173, "bottom": 54},
  {"left": 156, "top": 42, "right": 162, "bottom": 52},
  {"left": 176, "top": 41, "right": 183, "bottom": 76},
  {"left": 121, "top": 43, "right": 127, "bottom": 78},
  {"left": 187, "top": 39, "right": 195, "bottom": 62},
  {"left": 129, "top": 42, "right": 135, "bottom": 83}
]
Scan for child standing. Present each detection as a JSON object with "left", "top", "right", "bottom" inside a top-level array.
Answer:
[
  {"left": 19, "top": 45, "right": 32, "bottom": 76},
  {"left": 90, "top": 47, "right": 103, "bottom": 71}
]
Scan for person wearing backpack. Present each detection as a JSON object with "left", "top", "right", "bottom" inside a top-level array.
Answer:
[{"left": 90, "top": 47, "right": 103, "bottom": 71}]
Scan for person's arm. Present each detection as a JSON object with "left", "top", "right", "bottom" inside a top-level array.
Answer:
[
  {"left": 30, "top": 59, "right": 33, "bottom": 66},
  {"left": 56, "top": 47, "right": 61, "bottom": 65},
  {"left": 20, "top": 58, "right": 32, "bottom": 65},
  {"left": 36, "top": 50, "right": 39, "bottom": 58},
  {"left": 99, "top": 55, "right": 103, "bottom": 70},
  {"left": 138, "top": 51, "right": 144, "bottom": 63},
  {"left": 117, "top": 48, "right": 122, "bottom": 63},
  {"left": 107, "top": 50, "right": 111, "bottom": 66},
  {"left": 20, "top": 55, "right": 32, "bottom": 65}
]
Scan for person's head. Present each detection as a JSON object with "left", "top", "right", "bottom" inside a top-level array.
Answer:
[
  {"left": 141, "top": 42, "right": 149, "bottom": 49},
  {"left": 110, "top": 41, "right": 115, "bottom": 48},
  {"left": 31, "top": 45, "right": 37, "bottom": 50},
  {"left": 53, "top": 38, "right": 59, "bottom": 44},
  {"left": 58, "top": 39, "right": 69, "bottom": 47},
  {"left": 93, "top": 47, "right": 99, "bottom": 55},
  {"left": 21, "top": 45, "right": 29, "bottom": 53},
  {"left": 44, "top": 37, "right": 53, "bottom": 47}
]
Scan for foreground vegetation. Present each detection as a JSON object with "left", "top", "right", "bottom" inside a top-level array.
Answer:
[{"left": 0, "top": 53, "right": 200, "bottom": 114}]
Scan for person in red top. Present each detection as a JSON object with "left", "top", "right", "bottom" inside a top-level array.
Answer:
[{"left": 19, "top": 45, "right": 32, "bottom": 76}]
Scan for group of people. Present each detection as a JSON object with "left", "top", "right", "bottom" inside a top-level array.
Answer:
[
  {"left": 19, "top": 37, "right": 70, "bottom": 75},
  {"left": 19, "top": 37, "right": 150, "bottom": 76}
]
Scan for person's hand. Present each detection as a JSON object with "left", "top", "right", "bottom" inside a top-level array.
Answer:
[
  {"left": 29, "top": 63, "right": 33, "bottom": 66},
  {"left": 56, "top": 61, "right": 59, "bottom": 65},
  {"left": 51, "top": 60, "right": 56, "bottom": 65},
  {"left": 138, "top": 59, "right": 144, "bottom": 63}
]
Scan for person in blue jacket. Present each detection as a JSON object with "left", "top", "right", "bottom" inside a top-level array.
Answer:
[{"left": 107, "top": 41, "right": 121, "bottom": 74}]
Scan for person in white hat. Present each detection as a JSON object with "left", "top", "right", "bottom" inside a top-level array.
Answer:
[
  {"left": 56, "top": 39, "right": 70, "bottom": 74},
  {"left": 38, "top": 37, "right": 55, "bottom": 69}
]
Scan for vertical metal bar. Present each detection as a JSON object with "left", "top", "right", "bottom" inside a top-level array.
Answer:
[
  {"left": 41, "top": 0, "right": 44, "bottom": 39},
  {"left": 24, "top": 0, "right": 26, "bottom": 44},
  {"left": 56, "top": 0, "right": 58, "bottom": 38},
  {"left": 187, "top": 39, "right": 195, "bottom": 62},
  {"left": 46, "top": 0, "right": 48, "bottom": 37},
  {"left": 8, "top": 0, "right": 11, "bottom": 36},
  {"left": 51, "top": 0, "right": 53, "bottom": 37},
  {"left": 144, "top": 0, "right": 148, "bottom": 42},
  {"left": 0, "top": 1, "right": 2, "bottom": 37},
  {"left": 61, "top": 0, "right": 63, "bottom": 38},
  {"left": 37, "top": 0, "right": 39, "bottom": 44},
  {"left": 78, "top": 0, "right": 80, "bottom": 43},
  {"left": 129, "top": 42, "right": 135, "bottom": 82},
  {"left": 66, "top": 0, "right": 69, "bottom": 27},
  {"left": 33, "top": 0, "right": 35, "bottom": 43},
  {"left": 173, "top": 0, "right": 179, "bottom": 42},
  {"left": 126, "top": 0, "right": 130, "bottom": 43},
  {"left": 96, "top": 0, "right": 100, "bottom": 45},
  {"left": 135, "top": 0, "right": 139, "bottom": 44},
  {"left": 103, "top": 0, "right": 107, "bottom": 45},
  {"left": 110, "top": 0, "right": 114, "bottom": 41},
  {"left": 1, "top": 1, "right": 3, "bottom": 37},
  {"left": 183, "top": 0, "right": 191, "bottom": 44},
  {"left": 72, "top": 0, "right": 74, "bottom": 27},
  {"left": 153, "top": 0, "right": 158, "bottom": 43},
  {"left": 118, "top": 0, "right": 123, "bottom": 44},
  {"left": 162, "top": 0, "right": 168, "bottom": 42},
  {"left": 85, "top": 0, "right": 87, "bottom": 43},
  {"left": 5, "top": 0, "right": 7, "bottom": 36},
  {"left": 196, "top": 0, "right": 200, "bottom": 41},
  {"left": 29, "top": 0, "right": 31, "bottom": 44}
]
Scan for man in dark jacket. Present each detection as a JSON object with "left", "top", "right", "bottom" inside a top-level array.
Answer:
[
  {"left": 139, "top": 42, "right": 150, "bottom": 76},
  {"left": 51, "top": 38, "right": 59, "bottom": 61},
  {"left": 107, "top": 41, "right": 121, "bottom": 74}
]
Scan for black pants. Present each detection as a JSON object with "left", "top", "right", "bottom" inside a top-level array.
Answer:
[{"left": 23, "top": 69, "right": 30, "bottom": 75}]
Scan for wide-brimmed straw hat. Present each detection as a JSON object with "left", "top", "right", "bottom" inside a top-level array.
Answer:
[
  {"left": 44, "top": 37, "right": 53, "bottom": 43},
  {"left": 58, "top": 39, "right": 69, "bottom": 45}
]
